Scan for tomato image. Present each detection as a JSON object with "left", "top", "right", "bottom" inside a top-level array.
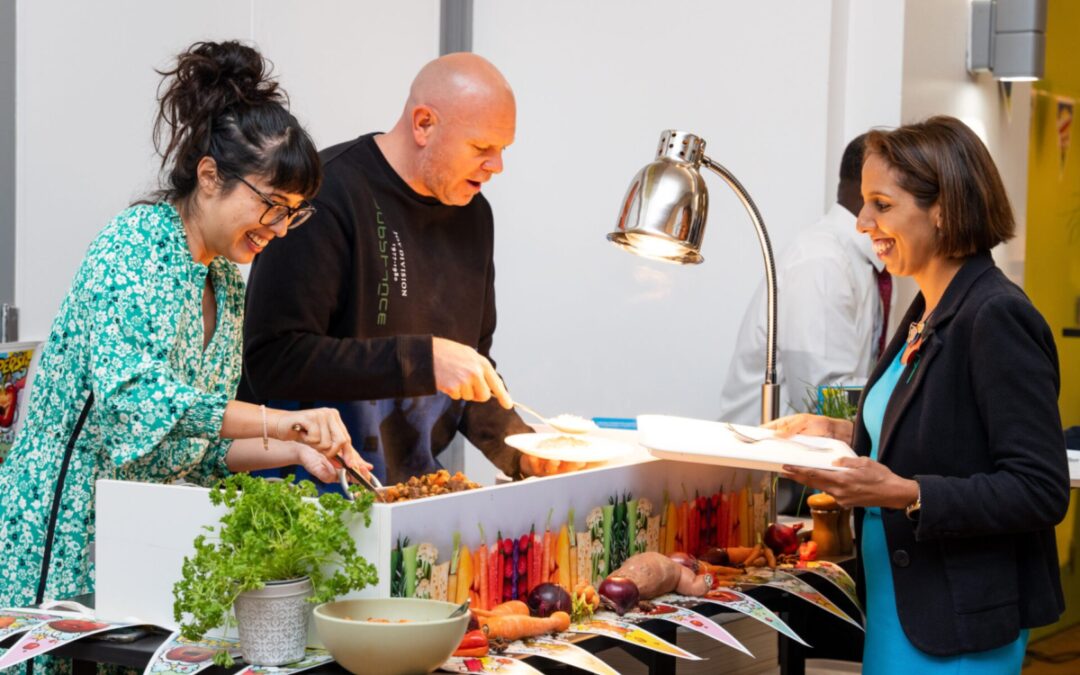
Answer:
[
  {"left": 647, "top": 604, "right": 678, "bottom": 615},
  {"left": 706, "top": 590, "right": 740, "bottom": 602},
  {"left": 164, "top": 645, "right": 216, "bottom": 663},
  {"left": 47, "top": 619, "right": 108, "bottom": 633}
]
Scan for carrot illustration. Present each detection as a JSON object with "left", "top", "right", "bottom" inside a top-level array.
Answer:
[
  {"left": 477, "top": 524, "right": 490, "bottom": 610},
  {"left": 541, "top": 508, "right": 554, "bottom": 584}
]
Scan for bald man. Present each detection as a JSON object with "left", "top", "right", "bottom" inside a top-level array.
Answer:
[{"left": 241, "top": 53, "right": 544, "bottom": 485}]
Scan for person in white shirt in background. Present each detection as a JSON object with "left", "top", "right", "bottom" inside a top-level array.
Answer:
[{"left": 719, "top": 134, "right": 889, "bottom": 429}]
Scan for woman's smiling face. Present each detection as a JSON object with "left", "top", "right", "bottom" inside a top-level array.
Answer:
[
  {"left": 857, "top": 152, "right": 943, "bottom": 281},
  {"left": 208, "top": 174, "right": 305, "bottom": 265}
]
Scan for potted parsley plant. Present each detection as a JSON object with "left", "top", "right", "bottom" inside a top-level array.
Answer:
[{"left": 172, "top": 473, "right": 378, "bottom": 667}]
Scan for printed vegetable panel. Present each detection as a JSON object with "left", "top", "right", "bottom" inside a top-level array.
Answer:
[
  {"left": 660, "top": 590, "right": 809, "bottom": 647},
  {"left": 786, "top": 560, "right": 864, "bottom": 621},
  {"left": 0, "top": 610, "right": 64, "bottom": 642},
  {"left": 760, "top": 571, "right": 862, "bottom": 630},
  {"left": 0, "top": 617, "right": 134, "bottom": 669},
  {"left": 503, "top": 636, "right": 619, "bottom": 675},
  {"left": 143, "top": 631, "right": 241, "bottom": 675},
  {"left": 441, "top": 655, "right": 545, "bottom": 674},
  {"left": 622, "top": 603, "right": 751, "bottom": 656},
  {"left": 568, "top": 617, "right": 700, "bottom": 660},
  {"left": 234, "top": 647, "right": 335, "bottom": 674}
]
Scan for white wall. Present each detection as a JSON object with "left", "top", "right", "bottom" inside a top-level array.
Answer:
[
  {"left": 14, "top": 0, "right": 438, "bottom": 340},
  {"left": 251, "top": 1, "right": 439, "bottom": 151},
  {"left": 0, "top": 0, "right": 15, "bottom": 307},
  {"left": 824, "top": 0, "right": 906, "bottom": 206},
  {"left": 12, "top": 0, "right": 1034, "bottom": 433},
  {"left": 901, "top": 0, "right": 1032, "bottom": 284},
  {"left": 474, "top": 0, "right": 835, "bottom": 420}
]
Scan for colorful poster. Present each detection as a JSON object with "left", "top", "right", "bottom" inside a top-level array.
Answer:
[
  {"left": 624, "top": 603, "right": 751, "bottom": 656},
  {"left": 503, "top": 636, "right": 619, "bottom": 675},
  {"left": 568, "top": 617, "right": 700, "bottom": 660},
  {"left": 143, "top": 632, "right": 240, "bottom": 675},
  {"left": 235, "top": 648, "right": 335, "bottom": 674},
  {"left": 0, "top": 611, "right": 63, "bottom": 642},
  {"left": 787, "top": 560, "right": 864, "bottom": 621},
  {"left": 658, "top": 590, "right": 809, "bottom": 647},
  {"left": 1058, "top": 96, "right": 1074, "bottom": 176},
  {"left": 762, "top": 571, "right": 862, "bottom": 630},
  {"left": 0, "top": 343, "right": 35, "bottom": 461},
  {"left": 440, "top": 655, "right": 544, "bottom": 674},
  {"left": 0, "top": 617, "right": 135, "bottom": 669}
]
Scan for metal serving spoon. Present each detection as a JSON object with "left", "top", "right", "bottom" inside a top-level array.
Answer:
[
  {"left": 514, "top": 402, "right": 598, "bottom": 434},
  {"left": 448, "top": 596, "right": 471, "bottom": 619}
]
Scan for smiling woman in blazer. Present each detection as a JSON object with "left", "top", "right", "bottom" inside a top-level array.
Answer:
[{"left": 771, "top": 116, "right": 1069, "bottom": 673}]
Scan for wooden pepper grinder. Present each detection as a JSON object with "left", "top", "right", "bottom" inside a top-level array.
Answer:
[{"left": 807, "top": 492, "right": 852, "bottom": 556}]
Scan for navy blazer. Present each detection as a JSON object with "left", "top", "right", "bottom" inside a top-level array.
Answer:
[{"left": 851, "top": 252, "right": 1069, "bottom": 656}]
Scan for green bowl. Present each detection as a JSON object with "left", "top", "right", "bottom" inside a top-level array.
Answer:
[{"left": 313, "top": 598, "right": 469, "bottom": 675}]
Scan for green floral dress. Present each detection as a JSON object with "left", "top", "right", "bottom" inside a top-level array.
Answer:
[{"left": 0, "top": 202, "right": 244, "bottom": 609}]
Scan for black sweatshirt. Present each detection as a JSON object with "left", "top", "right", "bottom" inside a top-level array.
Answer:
[{"left": 240, "top": 133, "right": 530, "bottom": 484}]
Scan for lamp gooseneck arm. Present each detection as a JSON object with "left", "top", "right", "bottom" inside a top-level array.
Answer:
[{"left": 702, "top": 156, "right": 780, "bottom": 427}]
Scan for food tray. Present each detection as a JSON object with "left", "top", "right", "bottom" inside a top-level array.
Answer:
[{"left": 638, "top": 414, "right": 857, "bottom": 472}]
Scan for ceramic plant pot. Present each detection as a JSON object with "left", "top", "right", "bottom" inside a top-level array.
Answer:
[{"left": 233, "top": 576, "right": 313, "bottom": 666}]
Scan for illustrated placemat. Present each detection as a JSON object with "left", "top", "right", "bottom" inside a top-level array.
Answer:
[{"left": 503, "top": 636, "right": 619, "bottom": 675}]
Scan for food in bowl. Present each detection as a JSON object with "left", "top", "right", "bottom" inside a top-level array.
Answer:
[
  {"left": 380, "top": 469, "right": 481, "bottom": 503},
  {"left": 314, "top": 598, "right": 468, "bottom": 675}
]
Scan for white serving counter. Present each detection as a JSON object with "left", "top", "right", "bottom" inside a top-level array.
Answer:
[{"left": 95, "top": 430, "right": 764, "bottom": 632}]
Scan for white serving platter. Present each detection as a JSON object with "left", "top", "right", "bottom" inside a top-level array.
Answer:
[
  {"left": 637, "top": 414, "right": 857, "bottom": 472},
  {"left": 505, "top": 432, "right": 633, "bottom": 463}
]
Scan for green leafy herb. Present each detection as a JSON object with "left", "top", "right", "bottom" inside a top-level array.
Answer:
[
  {"left": 804, "top": 383, "right": 859, "bottom": 421},
  {"left": 172, "top": 474, "right": 377, "bottom": 666}
]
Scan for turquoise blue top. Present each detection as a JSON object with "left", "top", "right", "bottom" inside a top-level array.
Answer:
[{"left": 859, "top": 349, "right": 1027, "bottom": 673}]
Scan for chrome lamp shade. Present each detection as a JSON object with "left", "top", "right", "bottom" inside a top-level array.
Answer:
[
  {"left": 608, "top": 130, "right": 709, "bottom": 264},
  {"left": 608, "top": 129, "right": 780, "bottom": 426},
  {"left": 609, "top": 128, "right": 782, "bottom": 520}
]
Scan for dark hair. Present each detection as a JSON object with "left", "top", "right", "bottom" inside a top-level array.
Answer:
[
  {"left": 865, "top": 116, "right": 1014, "bottom": 258},
  {"left": 151, "top": 41, "right": 321, "bottom": 206},
  {"left": 838, "top": 133, "right": 867, "bottom": 184}
]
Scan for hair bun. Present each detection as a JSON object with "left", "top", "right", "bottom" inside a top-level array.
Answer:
[{"left": 161, "top": 40, "right": 283, "bottom": 128}]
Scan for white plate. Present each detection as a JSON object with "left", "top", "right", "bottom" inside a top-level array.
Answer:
[
  {"left": 637, "top": 414, "right": 856, "bottom": 472},
  {"left": 504, "top": 432, "right": 633, "bottom": 463}
]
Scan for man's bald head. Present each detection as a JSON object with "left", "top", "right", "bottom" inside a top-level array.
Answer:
[
  {"left": 406, "top": 52, "right": 515, "bottom": 121},
  {"left": 379, "top": 53, "right": 516, "bottom": 206}
]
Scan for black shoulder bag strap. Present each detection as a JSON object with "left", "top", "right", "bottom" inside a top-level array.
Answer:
[{"left": 35, "top": 392, "right": 94, "bottom": 605}]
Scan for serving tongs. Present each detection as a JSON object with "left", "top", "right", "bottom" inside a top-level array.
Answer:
[
  {"left": 336, "top": 459, "right": 386, "bottom": 503},
  {"left": 288, "top": 421, "right": 386, "bottom": 502}
]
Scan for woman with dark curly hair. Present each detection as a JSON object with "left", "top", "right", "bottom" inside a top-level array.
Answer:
[
  {"left": 771, "top": 116, "right": 1069, "bottom": 673},
  {"left": 0, "top": 40, "right": 371, "bottom": 615}
]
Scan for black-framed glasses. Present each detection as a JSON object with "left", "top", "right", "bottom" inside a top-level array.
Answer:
[{"left": 232, "top": 174, "right": 316, "bottom": 230}]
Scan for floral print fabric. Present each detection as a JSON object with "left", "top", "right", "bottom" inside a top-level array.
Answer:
[{"left": 0, "top": 202, "right": 243, "bottom": 608}]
